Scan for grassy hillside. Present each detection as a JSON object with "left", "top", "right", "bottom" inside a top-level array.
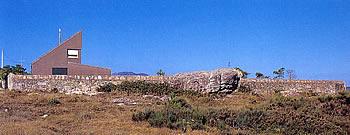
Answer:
[{"left": 0, "top": 82, "right": 349, "bottom": 134}]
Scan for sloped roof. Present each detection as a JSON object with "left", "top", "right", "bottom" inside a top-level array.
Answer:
[{"left": 32, "top": 30, "right": 82, "bottom": 64}]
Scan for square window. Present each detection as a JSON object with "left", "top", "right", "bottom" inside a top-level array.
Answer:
[{"left": 67, "top": 49, "right": 79, "bottom": 58}]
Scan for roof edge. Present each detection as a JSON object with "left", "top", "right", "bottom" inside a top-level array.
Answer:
[{"left": 68, "top": 62, "right": 111, "bottom": 70}]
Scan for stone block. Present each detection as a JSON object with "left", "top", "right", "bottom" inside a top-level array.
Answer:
[{"left": 37, "top": 82, "right": 47, "bottom": 86}]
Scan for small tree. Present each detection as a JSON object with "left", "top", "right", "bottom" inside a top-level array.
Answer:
[
  {"left": 255, "top": 72, "right": 270, "bottom": 79},
  {"left": 0, "top": 65, "right": 11, "bottom": 80},
  {"left": 1, "top": 64, "right": 29, "bottom": 88},
  {"left": 156, "top": 69, "right": 165, "bottom": 76},
  {"left": 255, "top": 72, "right": 264, "bottom": 78},
  {"left": 273, "top": 67, "right": 285, "bottom": 79},
  {"left": 0, "top": 64, "right": 29, "bottom": 79},
  {"left": 235, "top": 67, "right": 250, "bottom": 79}
]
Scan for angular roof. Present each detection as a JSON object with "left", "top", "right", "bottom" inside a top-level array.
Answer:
[{"left": 32, "top": 30, "right": 82, "bottom": 64}]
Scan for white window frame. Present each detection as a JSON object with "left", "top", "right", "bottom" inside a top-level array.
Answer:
[{"left": 67, "top": 49, "right": 79, "bottom": 58}]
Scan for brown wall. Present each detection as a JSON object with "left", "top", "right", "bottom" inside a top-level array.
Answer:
[
  {"left": 31, "top": 30, "right": 111, "bottom": 75},
  {"left": 32, "top": 31, "right": 82, "bottom": 75},
  {"left": 68, "top": 62, "right": 111, "bottom": 75}
]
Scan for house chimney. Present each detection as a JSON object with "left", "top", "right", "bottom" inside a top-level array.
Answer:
[{"left": 59, "top": 28, "right": 61, "bottom": 44}]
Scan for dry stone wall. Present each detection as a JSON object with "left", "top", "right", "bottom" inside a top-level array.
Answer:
[
  {"left": 7, "top": 73, "right": 163, "bottom": 95},
  {"left": 6, "top": 68, "right": 347, "bottom": 96},
  {"left": 7, "top": 68, "right": 242, "bottom": 94},
  {"left": 240, "top": 79, "right": 346, "bottom": 96}
]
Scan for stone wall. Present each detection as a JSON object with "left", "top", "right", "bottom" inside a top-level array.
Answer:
[
  {"left": 7, "top": 73, "right": 164, "bottom": 95},
  {"left": 7, "top": 68, "right": 243, "bottom": 94},
  {"left": 240, "top": 79, "right": 346, "bottom": 95},
  {"left": 7, "top": 72, "right": 347, "bottom": 96}
]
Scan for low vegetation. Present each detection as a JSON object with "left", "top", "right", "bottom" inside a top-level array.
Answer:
[
  {"left": 47, "top": 98, "right": 61, "bottom": 105},
  {"left": 235, "top": 91, "right": 350, "bottom": 134},
  {"left": 132, "top": 96, "right": 237, "bottom": 132},
  {"left": 133, "top": 91, "right": 350, "bottom": 134},
  {"left": 0, "top": 82, "right": 349, "bottom": 134},
  {"left": 97, "top": 81, "right": 202, "bottom": 97}
]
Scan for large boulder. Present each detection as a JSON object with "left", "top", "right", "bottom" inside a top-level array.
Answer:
[{"left": 165, "top": 68, "right": 242, "bottom": 93}]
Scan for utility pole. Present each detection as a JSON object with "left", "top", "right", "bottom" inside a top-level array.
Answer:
[{"left": 1, "top": 49, "right": 3, "bottom": 69}]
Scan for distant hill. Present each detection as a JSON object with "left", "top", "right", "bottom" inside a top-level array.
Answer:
[
  {"left": 112, "top": 72, "right": 149, "bottom": 76},
  {"left": 347, "top": 87, "right": 350, "bottom": 91}
]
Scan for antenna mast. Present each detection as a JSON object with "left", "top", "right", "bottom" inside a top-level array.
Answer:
[{"left": 59, "top": 28, "right": 61, "bottom": 44}]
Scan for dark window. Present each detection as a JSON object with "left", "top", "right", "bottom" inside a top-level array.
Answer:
[{"left": 52, "top": 68, "right": 68, "bottom": 75}]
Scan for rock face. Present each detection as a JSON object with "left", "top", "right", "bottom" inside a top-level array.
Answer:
[{"left": 165, "top": 68, "right": 243, "bottom": 93}]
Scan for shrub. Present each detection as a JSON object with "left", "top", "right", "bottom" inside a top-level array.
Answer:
[
  {"left": 132, "top": 108, "right": 155, "bottom": 121},
  {"left": 96, "top": 83, "right": 116, "bottom": 92},
  {"left": 234, "top": 94, "right": 349, "bottom": 134},
  {"left": 237, "top": 85, "right": 251, "bottom": 93},
  {"left": 115, "top": 81, "right": 174, "bottom": 95},
  {"left": 48, "top": 98, "right": 60, "bottom": 105},
  {"left": 165, "top": 97, "right": 192, "bottom": 109},
  {"left": 114, "top": 81, "right": 202, "bottom": 97},
  {"left": 299, "top": 89, "right": 319, "bottom": 97},
  {"left": 148, "top": 112, "right": 166, "bottom": 128},
  {"left": 50, "top": 88, "right": 59, "bottom": 93},
  {"left": 217, "top": 120, "right": 227, "bottom": 131},
  {"left": 133, "top": 97, "right": 236, "bottom": 131},
  {"left": 234, "top": 108, "right": 267, "bottom": 131},
  {"left": 132, "top": 91, "right": 350, "bottom": 134}
]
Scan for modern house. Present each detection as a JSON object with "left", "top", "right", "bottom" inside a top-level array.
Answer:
[{"left": 31, "top": 30, "right": 111, "bottom": 75}]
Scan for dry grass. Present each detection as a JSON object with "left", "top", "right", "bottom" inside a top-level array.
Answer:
[
  {"left": 1, "top": 88, "right": 342, "bottom": 134},
  {"left": 1, "top": 90, "right": 264, "bottom": 134},
  {"left": 186, "top": 92, "right": 275, "bottom": 110}
]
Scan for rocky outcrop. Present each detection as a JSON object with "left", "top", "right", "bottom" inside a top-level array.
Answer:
[{"left": 165, "top": 68, "right": 243, "bottom": 93}]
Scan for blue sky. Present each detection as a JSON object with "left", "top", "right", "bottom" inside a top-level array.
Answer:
[{"left": 0, "top": 0, "right": 349, "bottom": 86}]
